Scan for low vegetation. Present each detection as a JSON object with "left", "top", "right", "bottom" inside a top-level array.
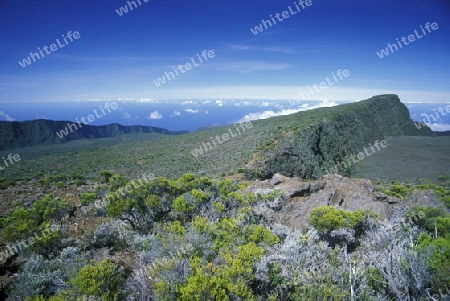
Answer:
[
  {"left": 1, "top": 171, "right": 449, "bottom": 300},
  {"left": 1, "top": 96, "right": 448, "bottom": 300}
]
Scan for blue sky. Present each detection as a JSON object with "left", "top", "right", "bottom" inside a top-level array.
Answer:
[{"left": 0, "top": 0, "right": 450, "bottom": 103}]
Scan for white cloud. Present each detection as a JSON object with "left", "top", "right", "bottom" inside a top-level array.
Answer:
[
  {"left": 215, "top": 100, "right": 224, "bottom": 107},
  {"left": 121, "top": 111, "right": 139, "bottom": 120},
  {"left": 237, "top": 109, "right": 300, "bottom": 122},
  {"left": 185, "top": 108, "right": 208, "bottom": 114},
  {"left": 173, "top": 111, "right": 181, "bottom": 116},
  {"left": 227, "top": 44, "right": 294, "bottom": 54},
  {"left": 150, "top": 86, "right": 450, "bottom": 103},
  {"left": 148, "top": 111, "right": 163, "bottom": 119},
  {"left": 0, "top": 111, "right": 14, "bottom": 121},
  {"left": 237, "top": 99, "right": 338, "bottom": 122},
  {"left": 427, "top": 123, "right": 450, "bottom": 131},
  {"left": 214, "top": 62, "right": 293, "bottom": 73},
  {"left": 182, "top": 100, "right": 196, "bottom": 105},
  {"left": 233, "top": 101, "right": 253, "bottom": 107}
]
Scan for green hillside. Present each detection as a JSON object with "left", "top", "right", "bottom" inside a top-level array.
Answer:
[
  {"left": 0, "top": 94, "right": 436, "bottom": 183},
  {"left": 1, "top": 95, "right": 450, "bottom": 301}
]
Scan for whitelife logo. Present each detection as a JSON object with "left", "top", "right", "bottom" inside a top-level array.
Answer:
[
  {"left": 414, "top": 104, "right": 450, "bottom": 130},
  {"left": 55, "top": 102, "right": 119, "bottom": 139},
  {"left": 18, "top": 31, "right": 81, "bottom": 68},
  {"left": 191, "top": 122, "right": 253, "bottom": 158},
  {"left": 0, "top": 225, "right": 60, "bottom": 262},
  {"left": 153, "top": 50, "right": 215, "bottom": 87},
  {"left": 325, "top": 140, "right": 388, "bottom": 174},
  {"left": 0, "top": 153, "right": 21, "bottom": 171},
  {"left": 116, "top": 0, "right": 149, "bottom": 16},
  {"left": 250, "top": 0, "right": 313, "bottom": 35},
  {"left": 290, "top": 69, "right": 350, "bottom": 104},
  {"left": 376, "top": 22, "right": 438, "bottom": 58}
]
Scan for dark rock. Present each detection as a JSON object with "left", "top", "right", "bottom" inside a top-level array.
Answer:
[
  {"left": 374, "top": 191, "right": 388, "bottom": 201},
  {"left": 387, "top": 196, "right": 401, "bottom": 204}
]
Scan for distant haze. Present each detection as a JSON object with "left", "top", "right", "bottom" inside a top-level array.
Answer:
[{"left": 1, "top": 99, "right": 449, "bottom": 132}]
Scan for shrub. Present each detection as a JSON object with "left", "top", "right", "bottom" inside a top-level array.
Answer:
[
  {"left": 107, "top": 174, "right": 127, "bottom": 190},
  {"left": 80, "top": 192, "right": 97, "bottom": 206},
  {"left": 178, "top": 173, "right": 196, "bottom": 188},
  {"left": 31, "top": 195, "right": 71, "bottom": 222},
  {"left": 416, "top": 182, "right": 450, "bottom": 208},
  {"left": 74, "top": 179, "right": 86, "bottom": 186},
  {"left": 172, "top": 195, "right": 195, "bottom": 214},
  {"left": 310, "top": 206, "right": 347, "bottom": 233},
  {"left": 192, "top": 216, "right": 212, "bottom": 234},
  {"left": 407, "top": 206, "right": 450, "bottom": 237},
  {"left": 100, "top": 170, "right": 113, "bottom": 183},
  {"left": 218, "top": 179, "right": 241, "bottom": 195},
  {"left": 243, "top": 225, "right": 280, "bottom": 246},
  {"left": 178, "top": 243, "right": 264, "bottom": 301},
  {"left": 310, "top": 206, "right": 374, "bottom": 237},
  {"left": 213, "top": 201, "right": 226, "bottom": 212},
  {"left": 73, "top": 259, "right": 127, "bottom": 300},
  {"left": 38, "top": 173, "right": 68, "bottom": 187},
  {"left": 0, "top": 177, "right": 14, "bottom": 190},
  {"left": 2, "top": 195, "right": 70, "bottom": 242},
  {"left": 382, "top": 181, "right": 412, "bottom": 199},
  {"left": 417, "top": 233, "right": 450, "bottom": 290},
  {"left": 91, "top": 221, "right": 130, "bottom": 251},
  {"left": 11, "top": 249, "right": 84, "bottom": 300},
  {"left": 191, "top": 189, "right": 209, "bottom": 203},
  {"left": 437, "top": 174, "right": 450, "bottom": 181},
  {"left": 0, "top": 195, "right": 70, "bottom": 256},
  {"left": 55, "top": 181, "right": 66, "bottom": 188}
]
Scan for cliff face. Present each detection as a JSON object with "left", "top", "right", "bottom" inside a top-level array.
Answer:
[
  {"left": 246, "top": 94, "right": 436, "bottom": 180},
  {"left": 0, "top": 120, "right": 188, "bottom": 150}
]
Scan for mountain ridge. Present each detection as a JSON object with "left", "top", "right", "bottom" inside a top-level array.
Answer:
[
  {"left": 0, "top": 119, "right": 188, "bottom": 150},
  {"left": 245, "top": 94, "right": 436, "bottom": 179},
  {"left": 0, "top": 95, "right": 441, "bottom": 182}
]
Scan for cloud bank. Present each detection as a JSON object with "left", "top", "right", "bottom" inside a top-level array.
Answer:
[{"left": 236, "top": 99, "right": 338, "bottom": 122}]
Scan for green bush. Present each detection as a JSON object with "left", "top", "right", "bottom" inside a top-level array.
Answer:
[
  {"left": 417, "top": 233, "right": 450, "bottom": 290},
  {"left": 243, "top": 224, "right": 280, "bottom": 246},
  {"left": 48, "top": 173, "right": 67, "bottom": 183},
  {"left": 191, "top": 189, "right": 209, "bottom": 203},
  {"left": 310, "top": 206, "right": 375, "bottom": 236},
  {"left": 172, "top": 195, "right": 195, "bottom": 214},
  {"left": 178, "top": 243, "right": 264, "bottom": 301},
  {"left": 1, "top": 195, "right": 69, "bottom": 255},
  {"left": 413, "top": 181, "right": 450, "bottom": 208},
  {"left": 385, "top": 181, "right": 412, "bottom": 199},
  {"left": 291, "top": 282, "right": 350, "bottom": 301},
  {"left": 2, "top": 195, "right": 69, "bottom": 241},
  {"left": 80, "top": 192, "right": 97, "bottom": 206},
  {"left": 218, "top": 178, "right": 243, "bottom": 196},
  {"left": 311, "top": 206, "right": 347, "bottom": 233},
  {"left": 72, "top": 259, "right": 127, "bottom": 301},
  {"left": 55, "top": 181, "right": 66, "bottom": 188},
  {"left": 407, "top": 206, "right": 450, "bottom": 237},
  {"left": 37, "top": 173, "right": 68, "bottom": 187},
  {"left": 0, "top": 177, "right": 14, "bottom": 190},
  {"left": 100, "top": 170, "right": 113, "bottom": 183}
]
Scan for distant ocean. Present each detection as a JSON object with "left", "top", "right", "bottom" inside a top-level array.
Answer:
[{"left": 1, "top": 100, "right": 450, "bottom": 132}]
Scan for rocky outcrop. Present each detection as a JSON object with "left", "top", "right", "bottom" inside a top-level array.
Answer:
[
  {"left": 246, "top": 95, "right": 436, "bottom": 180},
  {"left": 246, "top": 173, "right": 448, "bottom": 231}
]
